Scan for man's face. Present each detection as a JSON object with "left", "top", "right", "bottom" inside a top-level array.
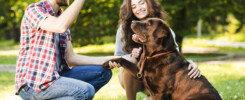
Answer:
[{"left": 56, "top": 0, "right": 69, "bottom": 7}]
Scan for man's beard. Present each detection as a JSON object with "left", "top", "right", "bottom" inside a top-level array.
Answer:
[{"left": 57, "top": 0, "right": 69, "bottom": 7}]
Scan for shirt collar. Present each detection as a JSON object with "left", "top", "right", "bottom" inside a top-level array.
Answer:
[{"left": 42, "top": 0, "right": 62, "bottom": 16}]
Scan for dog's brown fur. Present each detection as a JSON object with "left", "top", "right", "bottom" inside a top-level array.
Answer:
[{"left": 103, "top": 18, "right": 222, "bottom": 100}]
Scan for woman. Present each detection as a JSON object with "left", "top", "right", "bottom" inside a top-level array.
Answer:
[{"left": 109, "top": 0, "right": 201, "bottom": 99}]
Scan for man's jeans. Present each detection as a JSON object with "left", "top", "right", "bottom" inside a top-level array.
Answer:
[{"left": 19, "top": 65, "right": 112, "bottom": 100}]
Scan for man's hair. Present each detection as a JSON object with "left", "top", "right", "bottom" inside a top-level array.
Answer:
[{"left": 119, "top": 0, "right": 168, "bottom": 53}]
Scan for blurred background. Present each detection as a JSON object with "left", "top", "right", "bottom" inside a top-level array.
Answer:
[{"left": 0, "top": 0, "right": 244, "bottom": 99}]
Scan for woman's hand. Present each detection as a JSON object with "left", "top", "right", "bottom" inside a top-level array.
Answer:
[
  {"left": 187, "top": 60, "right": 201, "bottom": 79},
  {"left": 131, "top": 47, "right": 142, "bottom": 58}
]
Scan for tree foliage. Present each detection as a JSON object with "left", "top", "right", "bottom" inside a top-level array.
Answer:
[
  {"left": 0, "top": 0, "right": 244, "bottom": 48},
  {"left": 70, "top": 0, "right": 122, "bottom": 46}
]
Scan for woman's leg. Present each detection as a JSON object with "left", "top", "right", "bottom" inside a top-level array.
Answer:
[
  {"left": 61, "top": 65, "right": 112, "bottom": 92},
  {"left": 118, "top": 68, "right": 142, "bottom": 100}
]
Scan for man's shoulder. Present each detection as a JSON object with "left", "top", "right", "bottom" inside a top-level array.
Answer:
[{"left": 25, "top": 1, "right": 46, "bottom": 12}]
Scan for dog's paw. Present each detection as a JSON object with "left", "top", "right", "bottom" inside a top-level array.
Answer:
[
  {"left": 102, "top": 60, "right": 111, "bottom": 69},
  {"left": 102, "top": 58, "right": 123, "bottom": 69}
]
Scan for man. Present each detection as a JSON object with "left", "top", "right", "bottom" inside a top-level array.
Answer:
[{"left": 15, "top": 0, "right": 117, "bottom": 99}]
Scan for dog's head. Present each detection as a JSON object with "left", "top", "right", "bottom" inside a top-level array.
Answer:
[{"left": 131, "top": 18, "right": 177, "bottom": 55}]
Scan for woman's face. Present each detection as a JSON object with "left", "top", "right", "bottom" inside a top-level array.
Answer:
[{"left": 131, "top": 0, "right": 149, "bottom": 20}]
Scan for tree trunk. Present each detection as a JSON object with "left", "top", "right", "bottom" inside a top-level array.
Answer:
[
  {"left": 14, "top": 28, "right": 20, "bottom": 43},
  {"left": 197, "top": 18, "right": 202, "bottom": 38},
  {"left": 174, "top": 7, "right": 187, "bottom": 53},
  {"left": 235, "top": 17, "right": 243, "bottom": 33},
  {"left": 5, "top": 30, "right": 12, "bottom": 40},
  {"left": 176, "top": 35, "right": 183, "bottom": 53}
]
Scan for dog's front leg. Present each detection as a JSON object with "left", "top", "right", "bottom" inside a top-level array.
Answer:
[{"left": 102, "top": 58, "right": 138, "bottom": 77}]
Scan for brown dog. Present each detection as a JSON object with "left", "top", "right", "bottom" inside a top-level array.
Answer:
[{"left": 103, "top": 18, "right": 222, "bottom": 100}]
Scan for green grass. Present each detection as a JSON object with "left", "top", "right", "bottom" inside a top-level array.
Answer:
[
  {"left": 0, "top": 52, "right": 228, "bottom": 65},
  {"left": 199, "top": 63, "right": 245, "bottom": 100},
  {"left": 0, "top": 29, "right": 244, "bottom": 99},
  {"left": 0, "top": 72, "right": 15, "bottom": 91},
  {"left": 185, "top": 33, "right": 245, "bottom": 42},
  {"left": 183, "top": 53, "right": 226, "bottom": 60},
  {"left": 1, "top": 62, "right": 244, "bottom": 100},
  {"left": 0, "top": 40, "right": 19, "bottom": 49},
  {"left": 0, "top": 42, "right": 241, "bottom": 65},
  {"left": 0, "top": 55, "right": 18, "bottom": 64},
  {"left": 183, "top": 38, "right": 245, "bottom": 52},
  {"left": 0, "top": 72, "right": 16, "bottom": 99},
  {"left": 0, "top": 38, "right": 244, "bottom": 99}
]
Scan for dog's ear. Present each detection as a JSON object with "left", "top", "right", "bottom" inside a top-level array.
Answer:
[
  {"left": 156, "top": 19, "right": 177, "bottom": 51},
  {"left": 154, "top": 19, "right": 171, "bottom": 38}
]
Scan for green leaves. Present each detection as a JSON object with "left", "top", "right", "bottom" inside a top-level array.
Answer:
[{"left": 0, "top": 0, "right": 244, "bottom": 47}]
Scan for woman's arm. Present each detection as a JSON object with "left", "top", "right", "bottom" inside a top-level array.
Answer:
[
  {"left": 170, "top": 28, "right": 201, "bottom": 79},
  {"left": 169, "top": 28, "right": 180, "bottom": 52},
  {"left": 114, "top": 25, "right": 131, "bottom": 58},
  {"left": 109, "top": 25, "right": 139, "bottom": 68}
]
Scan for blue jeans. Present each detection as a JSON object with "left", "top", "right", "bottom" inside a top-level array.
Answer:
[{"left": 19, "top": 65, "right": 112, "bottom": 100}]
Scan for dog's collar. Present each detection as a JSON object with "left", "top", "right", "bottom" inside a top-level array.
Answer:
[{"left": 137, "top": 51, "right": 173, "bottom": 79}]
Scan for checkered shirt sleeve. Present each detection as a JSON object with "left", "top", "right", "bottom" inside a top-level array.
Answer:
[{"left": 25, "top": 4, "right": 50, "bottom": 30}]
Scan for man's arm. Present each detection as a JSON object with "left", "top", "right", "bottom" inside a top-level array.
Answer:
[
  {"left": 65, "top": 41, "right": 118, "bottom": 66},
  {"left": 40, "top": 0, "right": 86, "bottom": 33}
]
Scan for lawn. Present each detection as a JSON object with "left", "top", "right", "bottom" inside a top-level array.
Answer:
[
  {"left": 0, "top": 33, "right": 244, "bottom": 99},
  {"left": 185, "top": 33, "right": 245, "bottom": 42},
  {"left": 0, "top": 62, "right": 245, "bottom": 100},
  {"left": 0, "top": 55, "right": 18, "bottom": 64}
]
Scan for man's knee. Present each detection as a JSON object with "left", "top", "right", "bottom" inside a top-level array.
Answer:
[
  {"left": 75, "top": 83, "right": 95, "bottom": 100},
  {"left": 85, "top": 84, "right": 95, "bottom": 100},
  {"left": 101, "top": 68, "right": 112, "bottom": 83}
]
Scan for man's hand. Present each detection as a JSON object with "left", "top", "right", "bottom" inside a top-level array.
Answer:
[
  {"left": 103, "top": 56, "right": 121, "bottom": 69},
  {"left": 40, "top": 0, "right": 86, "bottom": 33},
  {"left": 108, "top": 61, "right": 121, "bottom": 69},
  {"left": 188, "top": 60, "right": 201, "bottom": 79}
]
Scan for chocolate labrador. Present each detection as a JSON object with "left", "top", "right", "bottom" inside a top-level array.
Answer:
[{"left": 103, "top": 18, "right": 222, "bottom": 100}]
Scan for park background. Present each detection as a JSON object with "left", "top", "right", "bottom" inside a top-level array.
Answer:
[{"left": 0, "top": 0, "right": 245, "bottom": 99}]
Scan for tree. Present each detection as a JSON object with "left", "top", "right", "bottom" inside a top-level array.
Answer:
[
  {"left": 0, "top": 0, "right": 244, "bottom": 48},
  {"left": 160, "top": 0, "right": 240, "bottom": 52},
  {"left": 69, "top": 0, "right": 122, "bottom": 46}
]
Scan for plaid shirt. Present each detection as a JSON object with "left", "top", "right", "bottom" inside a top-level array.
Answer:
[{"left": 15, "top": 0, "right": 71, "bottom": 94}]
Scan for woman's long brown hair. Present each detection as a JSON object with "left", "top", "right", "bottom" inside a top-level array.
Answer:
[{"left": 119, "top": 0, "right": 168, "bottom": 54}]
